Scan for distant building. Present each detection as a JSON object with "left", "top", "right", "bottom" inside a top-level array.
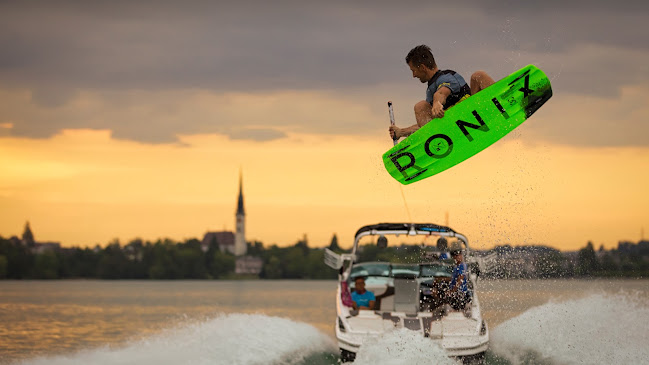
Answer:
[
  {"left": 235, "top": 255, "right": 263, "bottom": 275},
  {"left": 201, "top": 231, "right": 235, "bottom": 254},
  {"left": 234, "top": 172, "right": 246, "bottom": 256},
  {"left": 200, "top": 173, "right": 246, "bottom": 255},
  {"left": 22, "top": 221, "right": 35, "bottom": 247},
  {"left": 18, "top": 221, "right": 60, "bottom": 254},
  {"left": 8, "top": 236, "right": 21, "bottom": 246},
  {"left": 200, "top": 172, "right": 261, "bottom": 275},
  {"left": 33, "top": 242, "right": 61, "bottom": 254}
]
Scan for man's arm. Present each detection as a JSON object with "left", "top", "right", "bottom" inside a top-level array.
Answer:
[
  {"left": 389, "top": 87, "right": 452, "bottom": 140},
  {"left": 431, "top": 87, "right": 451, "bottom": 119},
  {"left": 451, "top": 274, "right": 464, "bottom": 292}
]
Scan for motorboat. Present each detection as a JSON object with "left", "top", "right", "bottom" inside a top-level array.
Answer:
[{"left": 324, "top": 223, "right": 488, "bottom": 364}]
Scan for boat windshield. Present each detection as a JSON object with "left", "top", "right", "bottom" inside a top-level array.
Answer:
[
  {"left": 350, "top": 262, "right": 453, "bottom": 280},
  {"left": 391, "top": 264, "right": 420, "bottom": 277},
  {"left": 421, "top": 263, "right": 453, "bottom": 277},
  {"left": 350, "top": 262, "right": 391, "bottom": 279}
]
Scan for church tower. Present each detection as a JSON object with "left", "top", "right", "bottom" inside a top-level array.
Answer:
[
  {"left": 234, "top": 171, "right": 246, "bottom": 256},
  {"left": 22, "top": 221, "right": 35, "bottom": 247}
]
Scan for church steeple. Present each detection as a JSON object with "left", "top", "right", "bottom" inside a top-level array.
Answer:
[
  {"left": 236, "top": 171, "right": 245, "bottom": 216},
  {"left": 234, "top": 170, "right": 246, "bottom": 256},
  {"left": 22, "top": 221, "right": 35, "bottom": 247}
]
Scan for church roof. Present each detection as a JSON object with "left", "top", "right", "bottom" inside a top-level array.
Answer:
[{"left": 202, "top": 231, "right": 235, "bottom": 247}]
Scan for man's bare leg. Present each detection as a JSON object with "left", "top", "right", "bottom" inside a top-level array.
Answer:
[
  {"left": 414, "top": 100, "right": 434, "bottom": 127},
  {"left": 470, "top": 71, "right": 495, "bottom": 95},
  {"left": 390, "top": 101, "right": 432, "bottom": 139}
]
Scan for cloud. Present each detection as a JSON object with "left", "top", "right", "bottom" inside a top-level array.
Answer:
[
  {"left": 227, "top": 128, "right": 287, "bottom": 142},
  {"left": 522, "top": 85, "right": 649, "bottom": 147},
  {"left": 1, "top": 0, "right": 647, "bottom": 92},
  {"left": 0, "top": 88, "right": 384, "bottom": 143},
  {"left": 2, "top": 83, "right": 648, "bottom": 147},
  {"left": 0, "top": 0, "right": 648, "bottom": 145},
  {"left": 0, "top": 122, "right": 12, "bottom": 137}
]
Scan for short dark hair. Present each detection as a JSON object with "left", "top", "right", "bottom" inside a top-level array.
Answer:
[
  {"left": 354, "top": 276, "right": 366, "bottom": 283},
  {"left": 406, "top": 45, "right": 436, "bottom": 69},
  {"left": 437, "top": 237, "right": 448, "bottom": 249}
]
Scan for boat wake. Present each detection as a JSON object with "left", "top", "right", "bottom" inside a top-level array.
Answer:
[
  {"left": 351, "top": 328, "right": 455, "bottom": 365},
  {"left": 16, "top": 291, "right": 649, "bottom": 365},
  {"left": 17, "top": 313, "right": 337, "bottom": 365},
  {"left": 489, "top": 291, "right": 649, "bottom": 365}
]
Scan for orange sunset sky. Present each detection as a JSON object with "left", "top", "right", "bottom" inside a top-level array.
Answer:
[{"left": 1, "top": 1, "right": 648, "bottom": 251}]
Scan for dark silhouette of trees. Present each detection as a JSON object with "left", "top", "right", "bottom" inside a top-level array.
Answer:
[
  {"left": 0, "top": 255, "right": 7, "bottom": 279},
  {"left": 328, "top": 234, "right": 340, "bottom": 251},
  {"left": 576, "top": 241, "right": 600, "bottom": 277},
  {"left": 263, "top": 255, "right": 282, "bottom": 279},
  {"left": 535, "top": 249, "right": 566, "bottom": 278},
  {"left": 1, "top": 234, "right": 648, "bottom": 280},
  {"left": 0, "top": 237, "right": 33, "bottom": 279},
  {"left": 33, "top": 252, "right": 60, "bottom": 279},
  {"left": 210, "top": 250, "right": 235, "bottom": 278}
]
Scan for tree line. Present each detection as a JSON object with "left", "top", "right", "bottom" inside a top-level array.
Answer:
[
  {"left": 0, "top": 235, "right": 337, "bottom": 280},
  {"left": 482, "top": 241, "right": 649, "bottom": 279},
  {"left": 1, "top": 234, "right": 647, "bottom": 280}
]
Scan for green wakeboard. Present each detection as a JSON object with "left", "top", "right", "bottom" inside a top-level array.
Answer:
[{"left": 383, "top": 64, "right": 552, "bottom": 184}]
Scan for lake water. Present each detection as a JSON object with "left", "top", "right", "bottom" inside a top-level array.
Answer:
[{"left": 1, "top": 279, "right": 648, "bottom": 364}]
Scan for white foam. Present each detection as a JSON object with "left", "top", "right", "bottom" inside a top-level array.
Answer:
[
  {"left": 352, "top": 328, "right": 456, "bottom": 365},
  {"left": 491, "top": 292, "right": 649, "bottom": 364},
  {"left": 18, "top": 313, "right": 336, "bottom": 365}
]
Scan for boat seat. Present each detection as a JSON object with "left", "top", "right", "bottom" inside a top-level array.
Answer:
[
  {"left": 393, "top": 277, "right": 420, "bottom": 315},
  {"left": 374, "top": 286, "right": 395, "bottom": 311},
  {"left": 364, "top": 284, "right": 389, "bottom": 297}
]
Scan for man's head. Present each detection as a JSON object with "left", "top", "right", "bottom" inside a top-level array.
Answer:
[
  {"left": 406, "top": 45, "right": 437, "bottom": 83},
  {"left": 449, "top": 242, "right": 464, "bottom": 262},
  {"left": 354, "top": 276, "right": 367, "bottom": 293},
  {"left": 437, "top": 237, "right": 448, "bottom": 251},
  {"left": 451, "top": 250, "right": 463, "bottom": 263}
]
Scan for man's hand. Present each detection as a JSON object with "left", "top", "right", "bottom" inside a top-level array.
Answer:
[
  {"left": 389, "top": 125, "right": 401, "bottom": 140},
  {"left": 431, "top": 100, "right": 445, "bottom": 119},
  {"left": 431, "top": 87, "right": 450, "bottom": 119},
  {"left": 390, "top": 124, "right": 420, "bottom": 140}
]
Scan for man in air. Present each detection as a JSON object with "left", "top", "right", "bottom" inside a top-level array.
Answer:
[{"left": 389, "top": 45, "right": 495, "bottom": 141}]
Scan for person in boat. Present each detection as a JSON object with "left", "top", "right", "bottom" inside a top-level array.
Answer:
[
  {"left": 437, "top": 237, "right": 450, "bottom": 260},
  {"left": 447, "top": 242, "right": 473, "bottom": 311},
  {"left": 351, "top": 276, "right": 375, "bottom": 310},
  {"left": 389, "top": 44, "right": 495, "bottom": 140}
]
